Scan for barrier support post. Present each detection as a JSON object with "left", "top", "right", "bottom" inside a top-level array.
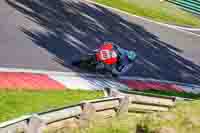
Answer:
[
  {"left": 116, "top": 96, "right": 129, "bottom": 116},
  {"left": 78, "top": 102, "right": 96, "bottom": 128},
  {"left": 27, "top": 114, "right": 46, "bottom": 133}
]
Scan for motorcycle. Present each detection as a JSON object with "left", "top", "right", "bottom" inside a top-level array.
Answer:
[{"left": 71, "top": 50, "right": 134, "bottom": 77}]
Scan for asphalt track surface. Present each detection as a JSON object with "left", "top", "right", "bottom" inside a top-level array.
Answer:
[{"left": 1, "top": 0, "right": 200, "bottom": 85}]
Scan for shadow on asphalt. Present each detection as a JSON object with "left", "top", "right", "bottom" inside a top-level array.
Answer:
[{"left": 5, "top": 0, "right": 200, "bottom": 85}]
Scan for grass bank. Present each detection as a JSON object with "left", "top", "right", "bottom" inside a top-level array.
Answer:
[
  {"left": 55, "top": 100, "right": 200, "bottom": 133},
  {"left": 138, "top": 100, "right": 200, "bottom": 133},
  {"left": 119, "top": 88, "right": 200, "bottom": 99},
  {"left": 0, "top": 90, "right": 103, "bottom": 122},
  {"left": 94, "top": 0, "right": 200, "bottom": 27},
  {"left": 142, "top": 90, "right": 200, "bottom": 99}
]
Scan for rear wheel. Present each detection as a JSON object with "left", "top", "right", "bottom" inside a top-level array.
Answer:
[{"left": 72, "top": 53, "right": 97, "bottom": 71}]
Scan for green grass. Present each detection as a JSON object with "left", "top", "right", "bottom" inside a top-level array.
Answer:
[
  {"left": 141, "top": 90, "right": 200, "bottom": 99},
  {"left": 0, "top": 90, "right": 103, "bottom": 122},
  {"left": 119, "top": 88, "right": 200, "bottom": 99},
  {"left": 95, "top": 0, "right": 200, "bottom": 27},
  {"left": 55, "top": 100, "right": 200, "bottom": 133},
  {"left": 140, "top": 100, "right": 200, "bottom": 133}
]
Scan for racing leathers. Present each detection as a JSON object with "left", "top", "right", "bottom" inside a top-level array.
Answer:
[{"left": 95, "top": 42, "right": 136, "bottom": 75}]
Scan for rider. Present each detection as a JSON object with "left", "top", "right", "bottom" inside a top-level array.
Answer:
[{"left": 95, "top": 42, "right": 137, "bottom": 75}]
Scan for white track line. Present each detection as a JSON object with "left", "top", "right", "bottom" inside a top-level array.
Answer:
[
  {"left": 0, "top": 67, "right": 102, "bottom": 77},
  {"left": 84, "top": 0, "right": 200, "bottom": 37}
]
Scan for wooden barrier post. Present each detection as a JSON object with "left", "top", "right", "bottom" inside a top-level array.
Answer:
[
  {"left": 116, "top": 96, "right": 129, "bottom": 117},
  {"left": 78, "top": 102, "right": 96, "bottom": 128},
  {"left": 27, "top": 114, "right": 46, "bottom": 133},
  {"left": 103, "top": 87, "right": 122, "bottom": 97},
  {"left": 104, "top": 88, "right": 129, "bottom": 116}
]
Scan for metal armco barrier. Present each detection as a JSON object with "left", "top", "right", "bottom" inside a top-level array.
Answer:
[
  {"left": 0, "top": 88, "right": 176, "bottom": 133},
  {"left": 167, "top": 0, "right": 200, "bottom": 15}
]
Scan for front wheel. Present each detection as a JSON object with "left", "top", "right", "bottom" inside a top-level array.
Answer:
[{"left": 112, "top": 63, "right": 133, "bottom": 76}]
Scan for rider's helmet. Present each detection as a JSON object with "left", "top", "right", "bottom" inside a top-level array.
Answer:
[{"left": 127, "top": 51, "right": 136, "bottom": 62}]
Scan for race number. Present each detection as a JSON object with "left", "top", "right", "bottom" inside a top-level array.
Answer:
[{"left": 100, "top": 50, "right": 117, "bottom": 60}]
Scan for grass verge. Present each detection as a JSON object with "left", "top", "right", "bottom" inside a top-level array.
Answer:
[
  {"left": 138, "top": 100, "right": 200, "bottom": 133},
  {"left": 94, "top": 0, "right": 200, "bottom": 27},
  {"left": 142, "top": 89, "right": 200, "bottom": 99},
  {"left": 54, "top": 100, "right": 200, "bottom": 133},
  {"left": 0, "top": 90, "right": 103, "bottom": 122},
  {"left": 119, "top": 88, "right": 200, "bottom": 99}
]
